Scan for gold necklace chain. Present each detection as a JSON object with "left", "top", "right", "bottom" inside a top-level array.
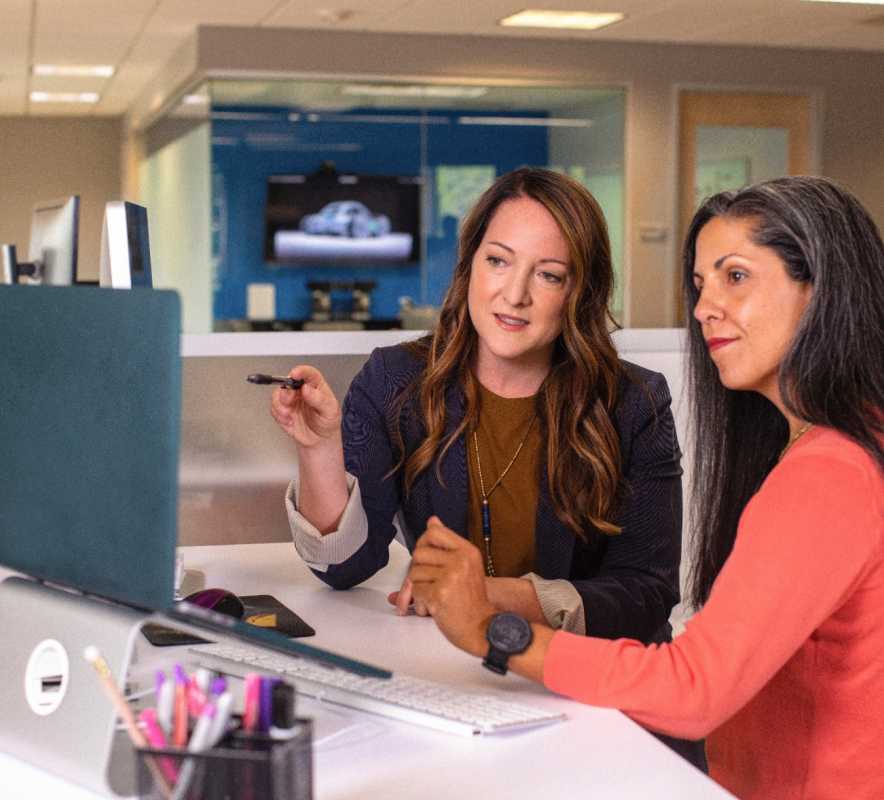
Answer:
[
  {"left": 472, "top": 415, "right": 536, "bottom": 577},
  {"left": 779, "top": 422, "right": 814, "bottom": 461}
]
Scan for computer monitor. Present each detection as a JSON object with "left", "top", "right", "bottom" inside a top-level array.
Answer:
[
  {"left": 0, "top": 244, "right": 17, "bottom": 284},
  {"left": 22, "top": 196, "right": 80, "bottom": 285},
  {"left": 99, "top": 201, "right": 153, "bottom": 289}
]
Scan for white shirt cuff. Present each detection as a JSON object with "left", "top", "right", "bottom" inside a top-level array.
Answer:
[
  {"left": 285, "top": 471, "right": 369, "bottom": 572},
  {"left": 522, "top": 573, "right": 586, "bottom": 635}
]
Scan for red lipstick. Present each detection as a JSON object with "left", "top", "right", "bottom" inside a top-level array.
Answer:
[{"left": 706, "top": 337, "right": 735, "bottom": 352}]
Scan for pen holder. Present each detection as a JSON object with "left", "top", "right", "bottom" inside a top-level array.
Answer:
[{"left": 135, "top": 721, "right": 313, "bottom": 800}]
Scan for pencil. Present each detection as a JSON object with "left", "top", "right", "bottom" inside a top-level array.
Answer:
[
  {"left": 84, "top": 646, "right": 172, "bottom": 799},
  {"left": 83, "top": 645, "right": 147, "bottom": 748}
]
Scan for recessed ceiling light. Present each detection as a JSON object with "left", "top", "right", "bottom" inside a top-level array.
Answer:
[
  {"left": 33, "top": 64, "right": 114, "bottom": 78},
  {"left": 499, "top": 9, "right": 625, "bottom": 30},
  {"left": 182, "top": 94, "right": 210, "bottom": 105},
  {"left": 342, "top": 84, "right": 488, "bottom": 99},
  {"left": 29, "top": 91, "right": 100, "bottom": 104}
]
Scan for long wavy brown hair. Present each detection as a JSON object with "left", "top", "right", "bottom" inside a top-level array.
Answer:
[{"left": 395, "top": 167, "right": 623, "bottom": 536}]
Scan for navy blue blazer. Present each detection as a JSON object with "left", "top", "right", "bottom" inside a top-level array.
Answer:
[{"left": 314, "top": 343, "right": 683, "bottom": 646}]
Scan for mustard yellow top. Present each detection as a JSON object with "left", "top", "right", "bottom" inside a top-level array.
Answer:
[{"left": 467, "top": 382, "right": 542, "bottom": 577}]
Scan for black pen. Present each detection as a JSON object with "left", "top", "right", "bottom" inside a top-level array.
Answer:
[{"left": 246, "top": 373, "right": 305, "bottom": 390}]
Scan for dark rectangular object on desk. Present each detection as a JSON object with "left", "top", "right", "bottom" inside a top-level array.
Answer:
[
  {"left": 241, "top": 594, "right": 315, "bottom": 638},
  {"left": 142, "top": 594, "right": 314, "bottom": 646}
]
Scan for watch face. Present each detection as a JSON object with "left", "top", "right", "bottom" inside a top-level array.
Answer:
[{"left": 487, "top": 613, "right": 532, "bottom": 654}]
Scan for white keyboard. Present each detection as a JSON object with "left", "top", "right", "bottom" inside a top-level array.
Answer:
[{"left": 190, "top": 642, "right": 566, "bottom": 737}]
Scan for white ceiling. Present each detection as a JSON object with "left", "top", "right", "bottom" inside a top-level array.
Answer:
[{"left": 1, "top": 0, "right": 882, "bottom": 117}]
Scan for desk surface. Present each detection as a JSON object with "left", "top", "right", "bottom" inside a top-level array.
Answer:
[{"left": 2, "top": 542, "right": 731, "bottom": 799}]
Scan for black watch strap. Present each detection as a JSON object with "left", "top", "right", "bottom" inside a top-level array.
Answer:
[
  {"left": 482, "top": 612, "right": 533, "bottom": 676},
  {"left": 482, "top": 644, "right": 510, "bottom": 675}
]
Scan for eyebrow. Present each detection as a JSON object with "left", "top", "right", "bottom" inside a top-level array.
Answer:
[
  {"left": 713, "top": 252, "right": 741, "bottom": 269},
  {"left": 692, "top": 251, "right": 744, "bottom": 282},
  {"left": 486, "top": 240, "right": 569, "bottom": 268}
]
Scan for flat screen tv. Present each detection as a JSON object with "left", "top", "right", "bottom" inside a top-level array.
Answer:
[{"left": 264, "top": 172, "right": 422, "bottom": 264}]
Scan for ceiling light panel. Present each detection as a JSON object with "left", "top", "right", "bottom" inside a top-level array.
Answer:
[
  {"left": 33, "top": 64, "right": 115, "bottom": 77},
  {"left": 499, "top": 10, "right": 625, "bottom": 30},
  {"left": 182, "top": 94, "right": 210, "bottom": 105},
  {"left": 29, "top": 91, "right": 100, "bottom": 104}
]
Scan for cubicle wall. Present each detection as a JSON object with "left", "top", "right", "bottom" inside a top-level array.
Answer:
[
  {"left": 179, "top": 331, "right": 421, "bottom": 547},
  {"left": 179, "top": 329, "right": 692, "bottom": 607}
]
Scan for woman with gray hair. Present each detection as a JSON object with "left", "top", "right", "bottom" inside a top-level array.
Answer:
[{"left": 408, "top": 176, "right": 884, "bottom": 799}]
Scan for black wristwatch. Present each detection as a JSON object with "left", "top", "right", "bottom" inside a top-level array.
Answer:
[{"left": 482, "top": 612, "right": 533, "bottom": 675}]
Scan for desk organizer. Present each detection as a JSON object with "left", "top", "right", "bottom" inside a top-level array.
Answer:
[{"left": 136, "top": 721, "right": 313, "bottom": 800}]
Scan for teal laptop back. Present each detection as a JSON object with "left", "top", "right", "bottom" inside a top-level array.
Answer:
[{"left": 0, "top": 285, "right": 180, "bottom": 610}]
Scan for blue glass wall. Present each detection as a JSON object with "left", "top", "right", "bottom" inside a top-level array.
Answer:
[{"left": 211, "top": 106, "right": 548, "bottom": 322}]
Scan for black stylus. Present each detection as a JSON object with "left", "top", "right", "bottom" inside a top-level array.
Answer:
[{"left": 246, "top": 373, "right": 305, "bottom": 390}]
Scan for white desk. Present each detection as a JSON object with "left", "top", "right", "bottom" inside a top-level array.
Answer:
[{"left": 1, "top": 543, "right": 732, "bottom": 799}]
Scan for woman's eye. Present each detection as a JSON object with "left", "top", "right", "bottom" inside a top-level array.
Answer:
[
  {"left": 537, "top": 271, "right": 565, "bottom": 285},
  {"left": 486, "top": 255, "right": 505, "bottom": 268},
  {"left": 728, "top": 269, "right": 748, "bottom": 284}
]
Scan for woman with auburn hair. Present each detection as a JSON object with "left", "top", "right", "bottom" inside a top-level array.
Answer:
[
  {"left": 408, "top": 176, "right": 884, "bottom": 799},
  {"left": 271, "top": 167, "right": 703, "bottom": 765}
]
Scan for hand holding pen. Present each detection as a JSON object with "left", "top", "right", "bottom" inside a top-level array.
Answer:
[
  {"left": 268, "top": 364, "right": 350, "bottom": 534},
  {"left": 268, "top": 365, "right": 343, "bottom": 450},
  {"left": 247, "top": 373, "right": 304, "bottom": 391}
]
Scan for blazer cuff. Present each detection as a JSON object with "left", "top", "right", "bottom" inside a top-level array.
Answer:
[
  {"left": 523, "top": 573, "right": 586, "bottom": 635},
  {"left": 285, "top": 472, "right": 368, "bottom": 571}
]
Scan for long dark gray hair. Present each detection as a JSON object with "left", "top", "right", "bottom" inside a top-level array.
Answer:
[{"left": 682, "top": 176, "right": 884, "bottom": 609}]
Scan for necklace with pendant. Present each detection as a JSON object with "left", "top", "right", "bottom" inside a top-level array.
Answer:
[{"left": 472, "top": 415, "right": 536, "bottom": 577}]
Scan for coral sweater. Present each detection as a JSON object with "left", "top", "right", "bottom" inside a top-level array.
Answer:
[{"left": 544, "top": 427, "right": 884, "bottom": 799}]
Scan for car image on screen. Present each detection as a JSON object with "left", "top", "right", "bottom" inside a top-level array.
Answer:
[{"left": 299, "top": 201, "right": 392, "bottom": 239}]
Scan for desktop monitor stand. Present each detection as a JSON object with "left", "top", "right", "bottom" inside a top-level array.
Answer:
[{"left": 0, "top": 576, "right": 149, "bottom": 797}]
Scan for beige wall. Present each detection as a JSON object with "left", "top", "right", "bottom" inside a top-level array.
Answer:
[{"left": 0, "top": 117, "right": 123, "bottom": 282}]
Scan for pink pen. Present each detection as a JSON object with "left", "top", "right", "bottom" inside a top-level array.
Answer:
[
  {"left": 172, "top": 664, "right": 189, "bottom": 747},
  {"left": 242, "top": 674, "right": 261, "bottom": 733},
  {"left": 138, "top": 708, "right": 178, "bottom": 783},
  {"left": 187, "top": 679, "right": 207, "bottom": 718}
]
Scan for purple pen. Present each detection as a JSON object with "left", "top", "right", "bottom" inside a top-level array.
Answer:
[{"left": 258, "top": 677, "right": 279, "bottom": 733}]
